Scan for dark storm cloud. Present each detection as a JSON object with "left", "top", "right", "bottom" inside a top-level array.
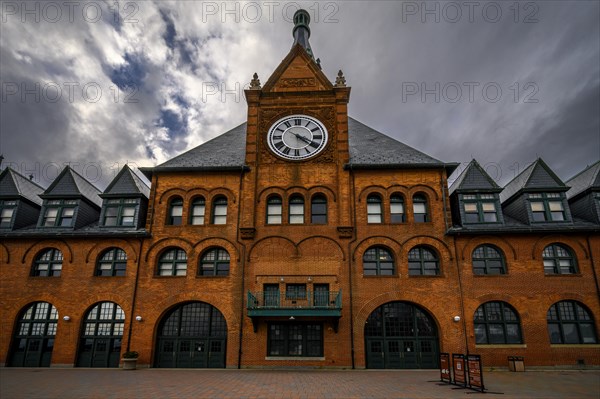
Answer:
[{"left": 1, "top": 0, "right": 598, "bottom": 190}]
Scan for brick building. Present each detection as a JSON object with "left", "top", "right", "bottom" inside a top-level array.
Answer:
[{"left": 1, "top": 10, "right": 599, "bottom": 369}]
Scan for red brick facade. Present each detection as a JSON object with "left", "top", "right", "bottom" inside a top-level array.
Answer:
[{"left": 1, "top": 14, "right": 599, "bottom": 370}]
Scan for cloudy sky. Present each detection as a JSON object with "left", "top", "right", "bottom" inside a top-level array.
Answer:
[{"left": 1, "top": 0, "right": 598, "bottom": 189}]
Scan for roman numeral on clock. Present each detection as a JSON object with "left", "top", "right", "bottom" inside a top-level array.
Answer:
[
  {"left": 275, "top": 141, "right": 286, "bottom": 150},
  {"left": 282, "top": 147, "right": 292, "bottom": 155},
  {"left": 294, "top": 119, "right": 301, "bottom": 126},
  {"left": 284, "top": 121, "right": 291, "bottom": 128}
]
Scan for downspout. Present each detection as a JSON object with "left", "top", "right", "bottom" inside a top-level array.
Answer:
[
  {"left": 453, "top": 236, "right": 469, "bottom": 354},
  {"left": 126, "top": 237, "right": 145, "bottom": 352},
  {"left": 236, "top": 167, "right": 248, "bottom": 369},
  {"left": 586, "top": 235, "right": 600, "bottom": 301},
  {"left": 440, "top": 170, "right": 449, "bottom": 231},
  {"left": 347, "top": 164, "right": 358, "bottom": 369}
]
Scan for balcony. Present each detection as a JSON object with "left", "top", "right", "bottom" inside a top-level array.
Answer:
[{"left": 247, "top": 290, "right": 342, "bottom": 332}]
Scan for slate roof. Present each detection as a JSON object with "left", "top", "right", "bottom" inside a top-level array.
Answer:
[
  {"left": 103, "top": 165, "right": 151, "bottom": 198},
  {"left": 42, "top": 166, "right": 103, "bottom": 207},
  {"left": 0, "top": 222, "right": 148, "bottom": 238},
  {"left": 447, "top": 214, "right": 599, "bottom": 234},
  {"left": 565, "top": 160, "right": 600, "bottom": 199},
  {"left": 499, "top": 158, "right": 568, "bottom": 204},
  {"left": 145, "top": 122, "right": 248, "bottom": 175},
  {"left": 143, "top": 117, "right": 457, "bottom": 176},
  {"left": 0, "top": 167, "right": 45, "bottom": 206},
  {"left": 346, "top": 118, "right": 456, "bottom": 172},
  {"left": 449, "top": 159, "right": 501, "bottom": 194}
]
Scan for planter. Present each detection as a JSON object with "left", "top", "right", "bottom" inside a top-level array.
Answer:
[{"left": 122, "top": 358, "right": 137, "bottom": 370}]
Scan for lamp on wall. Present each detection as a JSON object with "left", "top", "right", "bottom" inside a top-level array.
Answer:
[
  {"left": 307, "top": 276, "right": 312, "bottom": 282},
  {"left": 289, "top": 316, "right": 295, "bottom": 320},
  {"left": 280, "top": 277, "right": 285, "bottom": 282},
  {"left": 63, "top": 316, "right": 70, "bottom": 321},
  {"left": 453, "top": 315, "right": 461, "bottom": 322},
  {"left": 135, "top": 315, "right": 143, "bottom": 322}
]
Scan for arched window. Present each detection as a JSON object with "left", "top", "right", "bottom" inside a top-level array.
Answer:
[
  {"left": 367, "top": 194, "right": 383, "bottom": 223},
  {"left": 199, "top": 248, "right": 230, "bottom": 276},
  {"left": 390, "top": 194, "right": 405, "bottom": 223},
  {"left": 9, "top": 302, "right": 58, "bottom": 367},
  {"left": 266, "top": 196, "right": 282, "bottom": 224},
  {"left": 363, "top": 246, "right": 395, "bottom": 276},
  {"left": 33, "top": 248, "right": 63, "bottom": 277},
  {"left": 212, "top": 196, "right": 227, "bottom": 225},
  {"left": 413, "top": 194, "right": 428, "bottom": 223},
  {"left": 158, "top": 248, "right": 187, "bottom": 276},
  {"left": 167, "top": 197, "right": 183, "bottom": 225},
  {"left": 547, "top": 301, "right": 597, "bottom": 344},
  {"left": 472, "top": 245, "right": 506, "bottom": 275},
  {"left": 543, "top": 244, "right": 577, "bottom": 274},
  {"left": 408, "top": 246, "right": 439, "bottom": 275},
  {"left": 289, "top": 196, "right": 304, "bottom": 224},
  {"left": 311, "top": 195, "right": 327, "bottom": 224},
  {"left": 474, "top": 301, "right": 522, "bottom": 344},
  {"left": 190, "top": 197, "right": 205, "bottom": 225},
  {"left": 77, "top": 302, "right": 125, "bottom": 367},
  {"left": 96, "top": 248, "right": 127, "bottom": 276}
]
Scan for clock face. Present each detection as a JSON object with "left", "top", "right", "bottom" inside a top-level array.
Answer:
[{"left": 267, "top": 115, "right": 328, "bottom": 160}]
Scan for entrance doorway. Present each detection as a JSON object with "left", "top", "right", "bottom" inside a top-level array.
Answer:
[
  {"left": 155, "top": 302, "right": 227, "bottom": 368},
  {"left": 365, "top": 302, "right": 439, "bottom": 369},
  {"left": 9, "top": 302, "right": 58, "bottom": 367}
]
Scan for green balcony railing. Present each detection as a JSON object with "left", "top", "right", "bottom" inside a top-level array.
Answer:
[{"left": 247, "top": 290, "right": 342, "bottom": 317}]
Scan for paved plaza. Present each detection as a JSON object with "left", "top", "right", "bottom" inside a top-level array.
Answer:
[{"left": 1, "top": 368, "right": 599, "bottom": 399}]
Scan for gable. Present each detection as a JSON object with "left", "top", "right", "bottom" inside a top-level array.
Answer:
[
  {"left": 104, "top": 166, "right": 150, "bottom": 198},
  {"left": 525, "top": 161, "right": 565, "bottom": 189},
  {"left": 262, "top": 44, "right": 333, "bottom": 93},
  {"left": 449, "top": 160, "right": 500, "bottom": 193}
]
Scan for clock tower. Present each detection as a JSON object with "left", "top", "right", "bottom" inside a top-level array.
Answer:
[{"left": 241, "top": 9, "right": 352, "bottom": 231}]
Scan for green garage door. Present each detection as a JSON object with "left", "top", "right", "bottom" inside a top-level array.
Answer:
[
  {"left": 76, "top": 302, "right": 124, "bottom": 368},
  {"left": 155, "top": 302, "right": 227, "bottom": 368},
  {"left": 9, "top": 302, "right": 58, "bottom": 367},
  {"left": 365, "top": 302, "right": 439, "bottom": 369}
]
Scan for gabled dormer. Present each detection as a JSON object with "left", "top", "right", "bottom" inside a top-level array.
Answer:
[
  {"left": 0, "top": 167, "right": 44, "bottom": 230},
  {"left": 99, "top": 165, "right": 150, "bottom": 229},
  {"left": 449, "top": 160, "right": 504, "bottom": 226},
  {"left": 37, "top": 166, "right": 102, "bottom": 229},
  {"left": 499, "top": 158, "right": 571, "bottom": 225},
  {"left": 565, "top": 160, "right": 600, "bottom": 223}
]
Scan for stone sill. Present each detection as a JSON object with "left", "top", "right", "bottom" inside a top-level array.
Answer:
[
  {"left": 475, "top": 344, "right": 527, "bottom": 349},
  {"left": 550, "top": 344, "right": 600, "bottom": 348}
]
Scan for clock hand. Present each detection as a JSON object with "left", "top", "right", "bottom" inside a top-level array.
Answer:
[{"left": 292, "top": 132, "right": 312, "bottom": 145}]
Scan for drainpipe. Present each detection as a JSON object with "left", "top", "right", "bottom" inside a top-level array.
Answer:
[
  {"left": 126, "top": 237, "right": 145, "bottom": 352},
  {"left": 453, "top": 236, "right": 469, "bottom": 354},
  {"left": 236, "top": 167, "right": 248, "bottom": 369},
  {"left": 347, "top": 165, "right": 358, "bottom": 369},
  {"left": 586, "top": 235, "right": 600, "bottom": 301}
]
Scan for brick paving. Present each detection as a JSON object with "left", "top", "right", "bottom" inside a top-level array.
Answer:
[{"left": 1, "top": 368, "right": 599, "bottom": 399}]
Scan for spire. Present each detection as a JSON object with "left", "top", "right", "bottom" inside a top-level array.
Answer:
[{"left": 292, "top": 9, "right": 314, "bottom": 60}]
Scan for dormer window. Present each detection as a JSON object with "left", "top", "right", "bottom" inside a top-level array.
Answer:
[
  {"left": 102, "top": 198, "right": 138, "bottom": 227},
  {"left": 42, "top": 199, "right": 77, "bottom": 227},
  {"left": 0, "top": 200, "right": 18, "bottom": 228},
  {"left": 463, "top": 194, "right": 498, "bottom": 223},
  {"left": 529, "top": 193, "right": 565, "bottom": 222}
]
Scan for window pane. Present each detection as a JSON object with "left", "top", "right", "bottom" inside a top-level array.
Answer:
[
  {"left": 562, "top": 324, "right": 579, "bottom": 344},
  {"left": 481, "top": 202, "right": 496, "bottom": 212},
  {"left": 550, "top": 212, "right": 565, "bottom": 221},
  {"left": 171, "top": 205, "right": 183, "bottom": 217},
  {"left": 474, "top": 324, "right": 487, "bottom": 344},
  {"left": 413, "top": 203, "right": 426, "bottom": 214},
  {"left": 580, "top": 324, "right": 597, "bottom": 343},
  {"left": 464, "top": 203, "right": 477, "bottom": 212},
  {"left": 548, "top": 201, "right": 563, "bottom": 211},
  {"left": 530, "top": 202, "right": 544, "bottom": 212},
  {"left": 483, "top": 212, "right": 498, "bottom": 222},
  {"left": 532, "top": 212, "right": 547, "bottom": 222}
]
